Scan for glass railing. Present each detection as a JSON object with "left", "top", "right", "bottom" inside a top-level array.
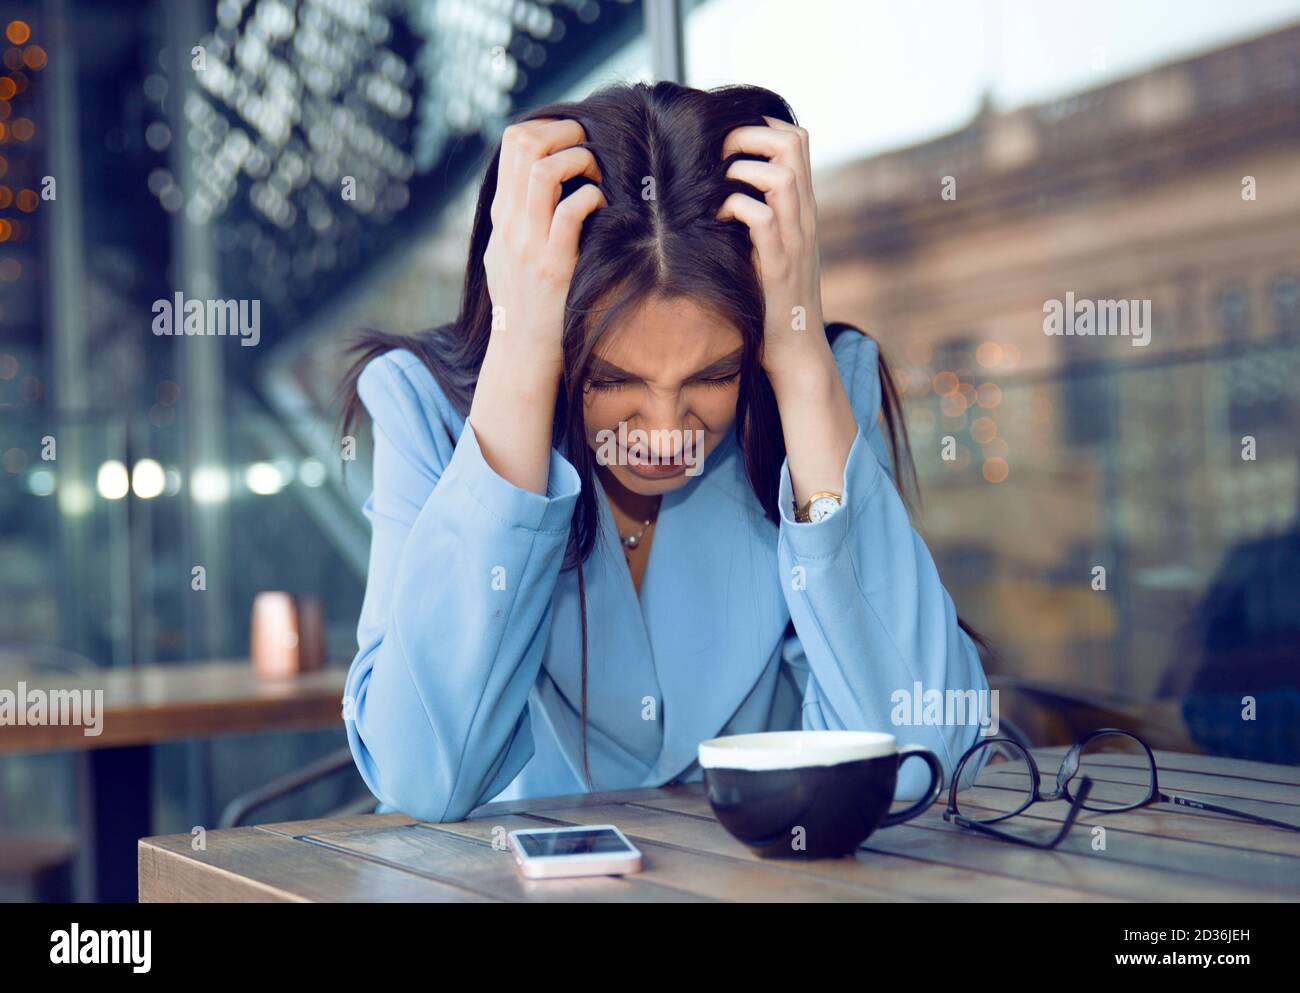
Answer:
[
  {"left": 0, "top": 399, "right": 369, "bottom": 846},
  {"left": 0, "top": 401, "right": 368, "bottom": 668},
  {"left": 3, "top": 336, "right": 1297, "bottom": 795},
  {"left": 900, "top": 335, "right": 1299, "bottom": 761}
]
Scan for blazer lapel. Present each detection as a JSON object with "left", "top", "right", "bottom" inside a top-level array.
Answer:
[
  {"left": 637, "top": 428, "right": 789, "bottom": 784},
  {"left": 541, "top": 500, "right": 665, "bottom": 786},
  {"left": 539, "top": 427, "right": 789, "bottom": 790}
]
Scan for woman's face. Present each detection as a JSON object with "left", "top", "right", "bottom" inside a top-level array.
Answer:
[{"left": 582, "top": 294, "right": 743, "bottom": 496}]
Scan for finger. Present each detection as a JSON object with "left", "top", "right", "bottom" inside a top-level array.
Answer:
[
  {"left": 525, "top": 145, "right": 602, "bottom": 248},
  {"left": 721, "top": 119, "right": 812, "bottom": 214},
  {"left": 494, "top": 118, "right": 590, "bottom": 230},
  {"left": 715, "top": 191, "right": 782, "bottom": 271},
  {"left": 722, "top": 158, "right": 802, "bottom": 244},
  {"left": 548, "top": 181, "right": 608, "bottom": 262},
  {"left": 761, "top": 116, "right": 812, "bottom": 191}
]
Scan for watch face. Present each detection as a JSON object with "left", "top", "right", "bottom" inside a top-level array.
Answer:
[{"left": 808, "top": 496, "right": 840, "bottom": 524}]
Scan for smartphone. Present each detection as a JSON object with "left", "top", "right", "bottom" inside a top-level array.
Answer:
[{"left": 507, "top": 824, "right": 643, "bottom": 879}]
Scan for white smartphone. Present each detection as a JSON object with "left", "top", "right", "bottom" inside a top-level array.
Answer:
[{"left": 507, "top": 824, "right": 643, "bottom": 879}]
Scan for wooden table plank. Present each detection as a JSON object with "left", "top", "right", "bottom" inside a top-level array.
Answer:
[
  {"left": 301, "top": 823, "right": 711, "bottom": 902},
  {"left": 954, "top": 784, "right": 1300, "bottom": 858},
  {"left": 428, "top": 815, "right": 905, "bottom": 902},
  {"left": 631, "top": 787, "right": 1297, "bottom": 901},
  {"left": 876, "top": 808, "right": 1297, "bottom": 901},
  {"left": 138, "top": 829, "right": 490, "bottom": 903},
  {"left": 506, "top": 800, "right": 1122, "bottom": 902},
  {"left": 978, "top": 759, "right": 1300, "bottom": 808},
  {"left": 1029, "top": 746, "right": 1300, "bottom": 786},
  {"left": 467, "top": 783, "right": 705, "bottom": 819},
  {"left": 256, "top": 812, "right": 417, "bottom": 838},
  {"left": 0, "top": 661, "right": 348, "bottom": 753}
]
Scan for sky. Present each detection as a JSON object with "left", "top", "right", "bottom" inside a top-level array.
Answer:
[{"left": 574, "top": 0, "right": 1300, "bottom": 170}]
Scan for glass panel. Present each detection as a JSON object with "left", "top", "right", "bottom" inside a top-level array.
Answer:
[{"left": 686, "top": 1, "right": 1300, "bottom": 766}]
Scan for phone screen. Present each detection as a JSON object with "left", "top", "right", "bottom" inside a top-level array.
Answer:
[{"left": 514, "top": 828, "right": 634, "bottom": 857}]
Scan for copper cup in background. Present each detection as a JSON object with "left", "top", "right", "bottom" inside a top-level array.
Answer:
[
  {"left": 251, "top": 592, "right": 326, "bottom": 679},
  {"left": 295, "top": 595, "right": 326, "bottom": 672}
]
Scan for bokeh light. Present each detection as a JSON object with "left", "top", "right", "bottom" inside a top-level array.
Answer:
[
  {"left": 245, "top": 462, "right": 286, "bottom": 496},
  {"left": 971, "top": 416, "right": 998, "bottom": 444},
  {"left": 932, "top": 371, "right": 959, "bottom": 396},
  {"left": 982, "top": 457, "right": 1010, "bottom": 484},
  {"left": 191, "top": 466, "right": 230, "bottom": 503},
  {"left": 975, "top": 342, "right": 1003, "bottom": 367},
  {"left": 27, "top": 468, "right": 55, "bottom": 496},
  {"left": 976, "top": 382, "right": 1003, "bottom": 408},
  {"left": 940, "top": 393, "right": 968, "bottom": 417},
  {"left": 299, "top": 458, "right": 327, "bottom": 487},
  {"left": 96, "top": 461, "right": 130, "bottom": 500},
  {"left": 131, "top": 459, "right": 166, "bottom": 499},
  {"left": 3, "top": 447, "right": 27, "bottom": 473}
]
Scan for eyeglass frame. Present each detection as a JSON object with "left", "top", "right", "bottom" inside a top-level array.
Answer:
[{"left": 942, "top": 726, "right": 1300, "bottom": 849}]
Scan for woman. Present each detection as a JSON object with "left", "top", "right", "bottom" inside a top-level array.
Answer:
[{"left": 338, "top": 80, "right": 993, "bottom": 824}]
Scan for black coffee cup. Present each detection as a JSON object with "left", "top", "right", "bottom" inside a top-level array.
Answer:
[{"left": 699, "top": 730, "right": 945, "bottom": 859}]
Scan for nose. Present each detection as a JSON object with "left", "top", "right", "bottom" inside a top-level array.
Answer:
[{"left": 633, "top": 387, "right": 690, "bottom": 460}]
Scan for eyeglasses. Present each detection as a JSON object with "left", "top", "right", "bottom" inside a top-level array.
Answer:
[{"left": 943, "top": 727, "right": 1300, "bottom": 849}]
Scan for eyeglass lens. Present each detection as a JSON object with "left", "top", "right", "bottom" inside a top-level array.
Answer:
[
  {"left": 952, "top": 739, "right": 1036, "bottom": 825},
  {"left": 1061, "top": 731, "right": 1155, "bottom": 811}
]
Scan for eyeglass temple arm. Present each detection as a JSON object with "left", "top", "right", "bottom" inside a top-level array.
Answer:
[
  {"left": 1164, "top": 792, "right": 1300, "bottom": 832},
  {"left": 1037, "top": 774, "right": 1093, "bottom": 848}
]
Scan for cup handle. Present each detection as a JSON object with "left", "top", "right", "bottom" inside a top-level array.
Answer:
[{"left": 880, "top": 745, "right": 945, "bottom": 827}]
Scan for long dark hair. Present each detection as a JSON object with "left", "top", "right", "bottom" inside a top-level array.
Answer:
[{"left": 339, "top": 80, "right": 995, "bottom": 788}]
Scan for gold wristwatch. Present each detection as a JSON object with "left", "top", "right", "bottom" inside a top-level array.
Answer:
[{"left": 794, "top": 491, "right": 842, "bottom": 524}]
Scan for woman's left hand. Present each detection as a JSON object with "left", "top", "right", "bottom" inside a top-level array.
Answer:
[
  {"left": 717, "top": 115, "right": 859, "bottom": 507},
  {"left": 716, "top": 115, "right": 832, "bottom": 386}
]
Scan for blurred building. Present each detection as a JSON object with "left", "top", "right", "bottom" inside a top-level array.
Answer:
[{"left": 816, "top": 22, "right": 1300, "bottom": 700}]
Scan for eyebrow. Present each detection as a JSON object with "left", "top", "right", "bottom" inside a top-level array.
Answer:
[{"left": 587, "top": 347, "right": 744, "bottom": 381}]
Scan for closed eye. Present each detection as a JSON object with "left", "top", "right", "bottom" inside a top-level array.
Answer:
[
  {"left": 586, "top": 372, "right": 738, "bottom": 393},
  {"left": 694, "top": 372, "right": 740, "bottom": 389},
  {"left": 584, "top": 377, "right": 632, "bottom": 393}
]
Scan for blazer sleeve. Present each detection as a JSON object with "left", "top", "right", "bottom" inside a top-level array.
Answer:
[
  {"left": 776, "top": 328, "right": 992, "bottom": 799},
  {"left": 343, "top": 350, "right": 581, "bottom": 823}
]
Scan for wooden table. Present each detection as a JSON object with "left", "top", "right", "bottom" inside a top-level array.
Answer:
[
  {"left": 0, "top": 660, "right": 347, "bottom": 754},
  {"left": 139, "top": 747, "right": 1300, "bottom": 902},
  {"left": 1, "top": 661, "right": 348, "bottom": 902}
]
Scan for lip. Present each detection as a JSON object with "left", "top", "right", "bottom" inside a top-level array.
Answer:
[
  {"left": 615, "top": 445, "right": 698, "bottom": 480},
  {"left": 623, "top": 459, "right": 688, "bottom": 480}
]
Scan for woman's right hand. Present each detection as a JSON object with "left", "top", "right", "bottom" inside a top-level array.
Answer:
[
  {"left": 470, "top": 118, "right": 606, "bottom": 495},
  {"left": 482, "top": 117, "right": 606, "bottom": 377}
]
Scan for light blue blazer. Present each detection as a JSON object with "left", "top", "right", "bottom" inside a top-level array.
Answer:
[{"left": 343, "top": 328, "right": 992, "bottom": 823}]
